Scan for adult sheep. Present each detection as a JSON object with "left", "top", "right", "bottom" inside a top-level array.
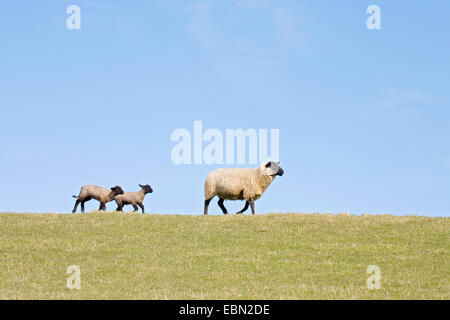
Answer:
[
  {"left": 204, "top": 161, "right": 284, "bottom": 215},
  {"left": 72, "top": 185, "right": 124, "bottom": 213}
]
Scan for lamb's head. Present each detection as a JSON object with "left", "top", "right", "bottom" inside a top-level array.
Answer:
[
  {"left": 110, "top": 186, "right": 125, "bottom": 196},
  {"left": 139, "top": 184, "right": 153, "bottom": 194},
  {"left": 259, "top": 161, "right": 284, "bottom": 177}
]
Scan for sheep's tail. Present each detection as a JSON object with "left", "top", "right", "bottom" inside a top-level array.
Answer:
[{"left": 73, "top": 195, "right": 79, "bottom": 199}]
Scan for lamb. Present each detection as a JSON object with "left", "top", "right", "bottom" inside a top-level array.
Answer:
[
  {"left": 114, "top": 184, "right": 153, "bottom": 214},
  {"left": 72, "top": 185, "right": 124, "bottom": 213},
  {"left": 203, "top": 161, "right": 284, "bottom": 215}
]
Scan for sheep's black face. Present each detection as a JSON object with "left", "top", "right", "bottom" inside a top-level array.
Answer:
[
  {"left": 139, "top": 184, "right": 153, "bottom": 194},
  {"left": 111, "top": 186, "right": 124, "bottom": 196}
]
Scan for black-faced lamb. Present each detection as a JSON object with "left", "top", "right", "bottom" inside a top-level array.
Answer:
[
  {"left": 203, "top": 161, "right": 284, "bottom": 215},
  {"left": 72, "top": 185, "right": 124, "bottom": 213},
  {"left": 114, "top": 184, "right": 153, "bottom": 214}
]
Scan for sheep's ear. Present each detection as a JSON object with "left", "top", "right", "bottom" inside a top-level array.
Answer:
[
  {"left": 139, "top": 184, "right": 144, "bottom": 188},
  {"left": 265, "top": 162, "right": 272, "bottom": 168}
]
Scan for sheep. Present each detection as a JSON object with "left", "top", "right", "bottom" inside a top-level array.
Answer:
[
  {"left": 114, "top": 184, "right": 153, "bottom": 214},
  {"left": 72, "top": 185, "right": 124, "bottom": 213},
  {"left": 203, "top": 161, "right": 284, "bottom": 215}
]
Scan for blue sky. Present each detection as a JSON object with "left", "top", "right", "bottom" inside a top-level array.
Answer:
[{"left": 0, "top": 1, "right": 449, "bottom": 216}]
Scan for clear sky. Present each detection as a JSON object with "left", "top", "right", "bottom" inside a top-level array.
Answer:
[{"left": 1, "top": 1, "right": 449, "bottom": 216}]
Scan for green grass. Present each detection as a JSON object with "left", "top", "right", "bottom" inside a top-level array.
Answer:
[{"left": 0, "top": 212, "right": 448, "bottom": 299}]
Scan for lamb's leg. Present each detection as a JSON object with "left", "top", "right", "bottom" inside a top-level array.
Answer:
[
  {"left": 218, "top": 198, "right": 228, "bottom": 215},
  {"left": 100, "top": 202, "right": 106, "bottom": 211},
  {"left": 115, "top": 199, "right": 122, "bottom": 212},
  {"left": 81, "top": 197, "right": 91, "bottom": 213},
  {"left": 250, "top": 200, "right": 255, "bottom": 215},
  {"left": 204, "top": 198, "right": 212, "bottom": 215},
  {"left": 138, "top": 204, "right": 145, "bottom": 214},
  {"left": 132, "top": 204, "right": 139, "bottom": 212},
  {"left": 236, "top": 201, "right": 249, "bottom": 214},
  {"left": 72, "top": 199, "right": 80, "bottom": 213}
]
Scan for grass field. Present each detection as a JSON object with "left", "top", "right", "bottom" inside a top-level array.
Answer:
[{"left": 0, "top": 212, "right": 448, "bottom": 299}]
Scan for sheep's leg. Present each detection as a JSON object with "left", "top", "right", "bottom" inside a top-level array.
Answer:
[
  {"left": 132, "top": 204, "right": 139, "bottom": 212},
  {"left": 250, "top": 200, "right": 255, "bottom": 215},
  {"left": 72, "top": 199, "right": 80, "bottom": 213},
  {"left": 218, "top": 198, "right": 228, "bottom": 215},
  {"left": 236, "top": 201, "right": 249, "bottom": 214},
  {"left": 204, "top": 198, "right": 212, "bottom": 215},
  {"left": 100, "top": 202, "right": 106, "bottom": 211},
  {"left": 138, "top": 204, "right": 145, "bottom": 214}
]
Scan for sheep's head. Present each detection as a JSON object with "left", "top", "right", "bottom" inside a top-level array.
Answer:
[
  {"left": 110, "top": 186, "right": 125, "bottom": 196},
  {"left": 260, "top": 161, "right": 284, "bottom": 177},
  {"left": 139, "top": 184, "right": 153, "bottom": 194}
]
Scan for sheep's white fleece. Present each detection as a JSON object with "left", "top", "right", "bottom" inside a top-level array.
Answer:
[{"left": 204, "top": 167, "right": 275, "bottom": 201}]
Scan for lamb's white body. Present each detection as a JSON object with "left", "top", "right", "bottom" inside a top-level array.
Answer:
[
  {"left": 72, "top": 185, "right": 124, "bottom": 213},
  {"left": 114, "top": 184, "right": 153, "bottom": 214}
]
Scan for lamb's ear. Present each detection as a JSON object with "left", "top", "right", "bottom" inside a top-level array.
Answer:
[
  {"left": 265, "top": 162, "right": 272, "bottom": 168},
  {"left": 139, "top": 184, "right": 144, "bottom": 188}
]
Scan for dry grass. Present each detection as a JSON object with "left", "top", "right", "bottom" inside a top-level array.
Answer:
[{"left": 0, "top": 212, "right": 448, "bottom": 299}]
